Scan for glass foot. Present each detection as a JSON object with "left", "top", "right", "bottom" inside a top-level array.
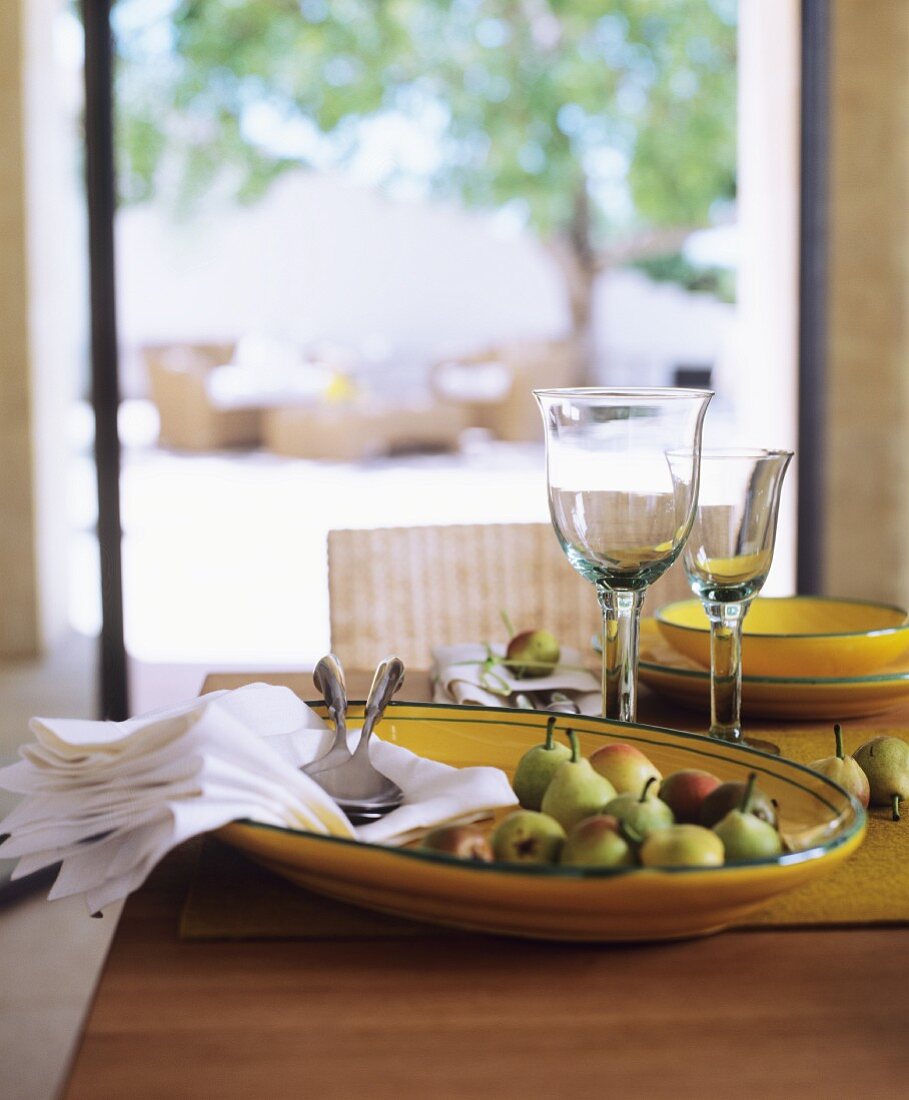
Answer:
[
  {"left": 740, "top": 736, "right": 780, "bottom": 756},
  {"left": 710, "top": 732, "right": 780, "bottom": 756}
]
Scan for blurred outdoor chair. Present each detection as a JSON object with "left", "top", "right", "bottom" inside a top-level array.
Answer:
[
  {"left": 430, "top": 336, "right": 583, "bottom": 443},
  {"left": 327, "top": 522, "right": 692, "bottom": 670},
  {"left": 143, "top": 342, "right": 262, "bottom": 451},
  {"left": 262, "top": 398, "right": 467, "bottom": 461}
]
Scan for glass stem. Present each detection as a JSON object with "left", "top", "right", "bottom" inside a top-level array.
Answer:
[
  {"left": 706, "top": 600, "right": 749, "bottom": 742},
  {"left": 598, "top": 588, "right": 644, "bottom": 723}
]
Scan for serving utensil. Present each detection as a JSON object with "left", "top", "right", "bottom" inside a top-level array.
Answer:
[
  {"left": 304, "top": 655, "right": 406, "bottom": 825},
  {"left": 305, "top": 654, "right": 351, "bottom": 777}
]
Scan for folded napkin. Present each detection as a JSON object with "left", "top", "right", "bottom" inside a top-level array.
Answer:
[
  {"left": 0, "top": 683, "right": 516, "bottom": 914},
  {"left": 431, "top": 643, "right": 601, "bottom": 715}
]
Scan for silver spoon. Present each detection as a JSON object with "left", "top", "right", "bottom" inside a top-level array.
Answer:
[
  {"left": 305, "top": 654, "right": 351, "bottom": 777},
  {"left": 305, "top": 656, "right": 406, "bottom": 824}
]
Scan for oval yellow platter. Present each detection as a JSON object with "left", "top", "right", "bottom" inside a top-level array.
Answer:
[
  {"left": 219, "top": 701, "right": 864, "bottom": 943},
  {"left": 639, "top": 619, "right": 909, "bottom": 720},
  {"left": 655, "top": 596, "right": 909, "bottom": 679}
]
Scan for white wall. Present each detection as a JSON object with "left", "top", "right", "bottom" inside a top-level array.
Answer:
[{"left": 115, "top": 168, "right": 736, "bottom": 399}]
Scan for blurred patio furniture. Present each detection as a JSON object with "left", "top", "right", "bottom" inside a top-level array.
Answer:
[
  {"left": 671, "top": 364, "right": 714, "bottom": 390},
  {"left": 143, "top": 339, "right": 468, "bottom": 459},
  {"left": 431, "top": 336, "right": 583, "bottom": 443},
  {"left": 143, "top": 342, "right": 261, "bottom": 451},
  {"left": 261, "top": 398, "right": 466, "bottom": 462},
  {"left": 327, "top": 521, "right": 691, "bottom": 669}
]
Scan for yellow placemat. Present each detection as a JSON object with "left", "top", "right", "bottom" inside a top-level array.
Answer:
[{"left": 180, "top": 725, "right": 909, "bottom": 939}]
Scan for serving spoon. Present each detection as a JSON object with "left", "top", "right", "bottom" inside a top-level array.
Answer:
[
  {"left": 304, "top": 655, "right": 406, "bottom": 824},
  {"left": 305, "top": 654, "right": 350, "bottom": 777}
]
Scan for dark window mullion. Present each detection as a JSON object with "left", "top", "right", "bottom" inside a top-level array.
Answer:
[{"left": 82, "top": 0, "right": 128, "bottom": 719}]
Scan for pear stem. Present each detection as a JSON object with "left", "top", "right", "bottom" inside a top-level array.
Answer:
[
  {"left": 639, "top": 775, "right": 658, "bottom": 803},
  {"left": 893, "top": 793, "right": 901, "bottom": 822},
  {"left": 567, "top": 729, "right": 580, "bottom": 764},
  {"left": 834, "top": 723, "right": 845, "bottom": 761},
  {"left": 501, "top": 610, "right": 516, "bottom": 638},
  {"left": 740, "top": 772, "right": 757, "bottom": 814},
  {"left": 544, "top": 716, "right": 557, "bottom": 751}
]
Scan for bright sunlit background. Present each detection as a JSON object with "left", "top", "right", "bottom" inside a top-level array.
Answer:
[{"left": 53, "top": 0, "right": 799, "bottom": 706}]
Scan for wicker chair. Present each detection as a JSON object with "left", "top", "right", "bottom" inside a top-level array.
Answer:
[
  {"left": 143, "top": 342, "right": 261, "bottom": 451},
  {"left": 327, "top": 522, "right": 692, "bottom": 669}
]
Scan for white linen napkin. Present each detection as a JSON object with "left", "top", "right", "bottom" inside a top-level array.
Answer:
[
  {"left": 431, "top": 643, "right": 602, "bottom": 715},
  {"left": 0, "top": 683, "right": 516, "bottom": 914}
]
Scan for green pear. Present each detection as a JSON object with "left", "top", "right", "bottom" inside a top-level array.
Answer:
[
  {"left": 420, "top": 824, "right": 494, "bottom": 862},
  {"left": 854, "top": 735, "right": 909, "bottom": 821},
  {"left": 490, "top": 810, "right": 566, "bottom": 863},
  {"left": 559, "top": 814, "right": 634, "bottom": 868},
  {"left": 589, "top": 742, "right": 662, "bottom": 795},
  {"left": 712, "top": 773, "right": 783, "bottom": 860},
  {"left": 639, "top": 824, "right": 725, "bottom": 868},
  {"left": 807, "top": 724, "right": 870, "bottom": 808},
  {"left": 505, "top": 628, "right": 561, "bottom": 679},
  {"left": 541, "top": 730, "right": 616, "bottom": 830},
  {"left": 699, "top": 779, "right": 777, "bottom": 829},
  {"left": 512, "top": 716, "right": 572, "bottom": 810},
  {"left": 603, "top": 776, "right": 674, "bottom": 839}
]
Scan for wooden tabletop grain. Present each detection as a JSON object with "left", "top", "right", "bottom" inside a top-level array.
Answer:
[{"left": 63, "top": 672, "right": 909, "bottom": 1099}]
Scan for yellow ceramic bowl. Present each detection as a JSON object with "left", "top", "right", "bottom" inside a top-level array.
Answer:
[
  {"left": 655, "top": 596, "right": 909, "bottom": 679},
  {"left": 219, "top": 701, "right": 865, "bottom": 943}
]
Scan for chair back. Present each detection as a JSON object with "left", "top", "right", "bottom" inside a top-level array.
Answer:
[{"left": 327, "top": 522, "right": 692, "bottom": 669}]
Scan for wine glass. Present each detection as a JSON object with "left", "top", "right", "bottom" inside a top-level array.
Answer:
[
  {"left": 682, "top": 448, "right": 793, "bottom": 753},
  {"left": 534, "top": 388, "right": 712, "bottom": 723}
]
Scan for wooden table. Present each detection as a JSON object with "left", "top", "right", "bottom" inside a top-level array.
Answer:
[{"left": 64, "top": 672, "right": 909, "bottom": 1099}]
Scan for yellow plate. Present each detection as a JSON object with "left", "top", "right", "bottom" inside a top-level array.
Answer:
[
  {"left": 219, "top": 701, "right": 864, "bottom": 943},
  {"left": 640, "top": 619, "right": 909, "bottom": 719},
  {"left": 655, "top": 596, "right": 909, "bottom": 678}
]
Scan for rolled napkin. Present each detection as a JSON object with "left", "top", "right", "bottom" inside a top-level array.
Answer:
[
  {"left": 0, "top": 683, "right": 516, "bottom": 914},
  {"left": 431, "top": 643, "right": 602, "bottom": 715}
]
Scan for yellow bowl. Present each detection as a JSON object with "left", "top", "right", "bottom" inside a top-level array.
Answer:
[
  {"left": 655, "top": 596, "right": 909, "bottom": 679},
  {"left": 219, "top": 701, "right": 865, "bottom": 943}
]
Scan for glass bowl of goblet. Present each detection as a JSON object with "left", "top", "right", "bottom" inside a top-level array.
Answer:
[{"left": 534, "top": 387, "right": 712, "bottom": 723}]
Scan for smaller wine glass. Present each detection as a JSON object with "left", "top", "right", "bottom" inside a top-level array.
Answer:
[{"left": 682, "top": 448, "right": 793, "bottom": 754}]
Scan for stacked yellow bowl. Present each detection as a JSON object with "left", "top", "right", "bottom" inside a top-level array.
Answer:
[{"left": 655, "top": 596, "right": 909, "bottom": 679}]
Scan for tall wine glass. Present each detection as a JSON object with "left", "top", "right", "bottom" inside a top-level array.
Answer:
[
  {"left": 682, "top": 448, "right": 793, "bottom": 753},
  {"left": 534, "top": 388, "right": 712, "bottom": 723}
]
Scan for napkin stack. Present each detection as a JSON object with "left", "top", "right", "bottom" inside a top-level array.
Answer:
[
  {"left": 0, "top": 683, "right": 516, "bottom": 914},
  {"left": 431, "top": 643, "right": 602, "bottom": 715}
]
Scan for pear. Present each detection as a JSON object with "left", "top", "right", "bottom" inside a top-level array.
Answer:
[
  {"left": 639, "top": 824, "right": 725, "bottom": 868},
  {"left": 603, "top": 776, "right": 674, "bottom": 840},
  {"left": 854, "top": 735, "right": 909, "bottom": 821},
  {"left": 560, "top": 814, "right": 634, "bottom": 868},
  {"left": 712, "top": 773, "right": 783, "bottom": 860},
  {"left": 699, "top": 779, "right": 777, "bottom": 829},
  {"left": 420, "top": 824, "right": 493, "bottom": 862},
  {"left": 541, "top": 730, "right": 616, "bottom": 831},
  {"left": 512, "top": 716, "right": 572, "bottom": 810},
  {"left": 490, "top": 810, "right": 566, "bottom": 863},
  {"left": 807, "top": 724, "right": 870, "bottom": 808},
  {"left": 505, "top": 628, "right": 561, "bottom": 679},
  {"left": 659, "top": 769, "right": 721, "bottom": 824},
  {"left": 589, "top": 742, "right": 662, "bottom": 795}
]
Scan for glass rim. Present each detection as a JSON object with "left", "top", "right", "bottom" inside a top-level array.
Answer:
[{"left": 533, "top": 387, "right": 714, "bottom": 401}]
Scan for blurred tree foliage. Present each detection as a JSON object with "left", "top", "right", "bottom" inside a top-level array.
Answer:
[{"left": 115, "top": 0, "right": 737, "bottom": 369}]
